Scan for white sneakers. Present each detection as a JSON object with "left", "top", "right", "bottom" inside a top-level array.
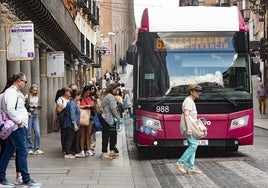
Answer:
[
  {"left": 28, "top": 150, "right": 44, "bottom": 155},
  {"left": 33, "top": 150, "right": 44, "bottom": 155},
  {"left": 85, "top": 150, "right": 94, "bottom": 156},
  {"left": 75, "top": 151, "right": 85, "bottom": 158},
  {"left": 64, "top": 154, "right": 76, "bottom": 159}
]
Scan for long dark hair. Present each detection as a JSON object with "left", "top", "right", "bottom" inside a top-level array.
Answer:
[{"left": 1, "top": 72, "right": 25, "bottom": 94}]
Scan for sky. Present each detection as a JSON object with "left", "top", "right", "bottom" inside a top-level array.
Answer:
[{"left": 134, "top": 0, "right": 179, "bottom": 27}]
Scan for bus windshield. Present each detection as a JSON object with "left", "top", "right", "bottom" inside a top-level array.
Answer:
[{"left": 138, "top": 32, "right": 251, "bottom": 101}]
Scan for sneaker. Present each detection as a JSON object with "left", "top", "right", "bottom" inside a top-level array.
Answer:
[
  {"left": 28, "top": 150, "right": 34, "bottom": 155},
  {"left": 0, "top": 179, "right": 14, "bottom": 187},
  {"left": 85, "top": 150, "right": 94, "bottom": 156},
  {"left": 187, "top": 168, "right": 203, "bottom": 174},
  {"left": 64, "top": 154, "right": 76, "bottom": 159},
  {"left": 22, "top": 179, "right": 42, "bottom": 188},
  {"left": 175, "top": 162, "right": 187, "bottom": 173},
  {"left": 33, "top": 150, "right": 44, "bottom": 155},
  {"left": 14, "top": 177, "right": 23, "bottom": 185},
  {"left": 75, "top": 152, "right": 85, "bottom": 158}
]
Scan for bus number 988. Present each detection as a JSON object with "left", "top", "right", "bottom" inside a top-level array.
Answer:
[{"left": 156, "top": 105, "right": 169, "bottom": 113}]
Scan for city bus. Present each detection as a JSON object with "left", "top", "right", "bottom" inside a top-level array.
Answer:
[{"left": 127, "top": 6, "right": 256, "bottom": 151}]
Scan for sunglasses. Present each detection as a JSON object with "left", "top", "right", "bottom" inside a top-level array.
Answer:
[{"left": 20, "top": 80, "right": 28, "bottom": 84}]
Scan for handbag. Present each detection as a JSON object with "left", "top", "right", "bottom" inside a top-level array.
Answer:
[
  {"left": 188, "top": 117, "right": 207, "bottom": 139},
  {"left": 53, "top": 115, "right": 61, "bottom": 132},
  {"left": 80, "top": 109, "right": 90, "bottom": 126},
  {"left": 92, "top": 114, "right": 103, "bottom": 133}
]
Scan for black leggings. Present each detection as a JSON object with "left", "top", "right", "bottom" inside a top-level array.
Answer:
[{"left": 99, "top": 115, "right": 117, "bottom": 153}]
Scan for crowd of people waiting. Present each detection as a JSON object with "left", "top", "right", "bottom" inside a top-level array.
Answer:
[
  {"left": 55, "top": 81, "right": 132, "bottom": 160},
  {"left": 0, "top": 71, "right": 132, "bottom": 187}
]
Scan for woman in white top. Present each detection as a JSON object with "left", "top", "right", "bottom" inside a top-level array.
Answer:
[
  {"left": 176, "top": 84, "right": 205, "bottom": 174},
  {"left": 55, "top": 88, "right": 71, "bottom": 154}
]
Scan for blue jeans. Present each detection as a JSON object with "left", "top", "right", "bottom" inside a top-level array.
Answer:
[
  {"left": 178, "top": 131, "right": 198, "bottom": 169},
  {"left": 27, "top": 113, "right": 41, "bottom": 151},
  {"left": 0, "top": 127, "right": 30, "bottom": 182}
]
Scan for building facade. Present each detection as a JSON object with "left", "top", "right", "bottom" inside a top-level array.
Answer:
[
  {"left": 0, "top": 0, "right": 135, "bottom": 134},
  {"left": 98, "top": 0, "right": 135, "bottom": 79}
]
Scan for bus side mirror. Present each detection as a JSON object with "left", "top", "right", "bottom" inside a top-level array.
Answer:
[
  {"left": 233, "top": 32, "right": 249, "bottom": 53},
  {"left": 126, "top": 42, "right": 137, "bottom": 65}
]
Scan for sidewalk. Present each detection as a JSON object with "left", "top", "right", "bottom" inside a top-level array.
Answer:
[
  {"left": 101, "top": 64, "right": 133, "bottom": 89},
  {"left": 7, "top": 128, "right": 137, "bottom": 188}
]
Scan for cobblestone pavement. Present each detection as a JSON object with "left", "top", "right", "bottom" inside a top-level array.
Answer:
[{"left": 126, "top": 119, "right": 268, "bottom": 188}]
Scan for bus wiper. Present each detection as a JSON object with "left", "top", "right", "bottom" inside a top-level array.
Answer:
[{"left": 215, "top": 91, "right": 238, "bottom": 107}]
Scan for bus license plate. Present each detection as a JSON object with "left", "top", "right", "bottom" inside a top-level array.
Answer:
[{"left": 183, "top": 140, "right": 208, "bottom": 146}]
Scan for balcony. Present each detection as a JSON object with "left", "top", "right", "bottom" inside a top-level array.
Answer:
[{"left": 76, "top": 0, "right": 99, "bottom": 25}]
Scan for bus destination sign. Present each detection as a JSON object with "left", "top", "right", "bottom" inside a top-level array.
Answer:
[{"left": 155, "top": 36, "right": 234, "bottom": 51}]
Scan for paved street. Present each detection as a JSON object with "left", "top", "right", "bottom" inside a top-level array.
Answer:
[{"left": 5, "top": 67, "right": 268, "bottom": 188}]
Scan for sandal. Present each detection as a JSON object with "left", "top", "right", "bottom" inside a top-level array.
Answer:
[
  {"left": 101, "top": 153, "right": 113, "bottom": 160},
  {"left": 109, "top": 150, "right": 119, "bottom": 158}
]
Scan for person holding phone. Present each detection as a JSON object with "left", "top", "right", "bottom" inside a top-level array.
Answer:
[{"left": 25, "top": 84, "right": 44, "bottom": 155}]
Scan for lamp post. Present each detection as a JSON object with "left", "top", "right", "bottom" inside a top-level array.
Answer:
[{"left": 249, "top": 0, "right": 268, "bottom": 90}]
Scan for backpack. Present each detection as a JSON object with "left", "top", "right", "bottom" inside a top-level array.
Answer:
[
  {"left": 0, "top": 109, "right": 15, "bottom": 140},
  {"left": 0, "top": 97, "right": 18, "bottom": 140},
  {"left": 53, "top": 98, "right": 67, "bottom": 132}
]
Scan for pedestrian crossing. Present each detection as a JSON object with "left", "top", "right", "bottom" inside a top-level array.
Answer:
[{"left": 153, "top": 159, "right": 268, "bottom": 188}]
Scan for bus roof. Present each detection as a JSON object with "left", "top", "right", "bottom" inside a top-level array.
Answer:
[{"left": 139, "top": 6, "right": 248, "bottom": 32}]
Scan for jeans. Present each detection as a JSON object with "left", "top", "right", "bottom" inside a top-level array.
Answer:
[
  {"left": 178, "top": 131, "right": 198, "bottom": 169},
  {"left": 27, "top": 113, "right": 41, "bottom": 151},
  {"left": 0, "top": 127, "right": 30, "bottom": 183}
]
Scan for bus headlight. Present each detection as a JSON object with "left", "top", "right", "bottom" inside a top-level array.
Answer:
[
  {"left": 230, "top": 115, "right": 249, "bottom": 130},
  {"left": 142, "top": 117, "right": 162, "bottom": 130}
]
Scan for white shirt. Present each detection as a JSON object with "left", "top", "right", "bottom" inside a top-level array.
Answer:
[
  {"left": 0, "top": 86, "right": 29, "bottom": 130},
  {"left": 180, "top": 96, "right": 197, "bottom": 134},
  {"left": 56, "top": 96, "right": 69, "bottom": 109}
]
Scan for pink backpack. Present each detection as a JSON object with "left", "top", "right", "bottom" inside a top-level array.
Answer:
[{"left": 0, "top": 108, "right": 15, "bottom": 140}]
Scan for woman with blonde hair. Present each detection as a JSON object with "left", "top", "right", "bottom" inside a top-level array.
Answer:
[{"left": 25, "top": 84, "right": 43, "bottom": 155}]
